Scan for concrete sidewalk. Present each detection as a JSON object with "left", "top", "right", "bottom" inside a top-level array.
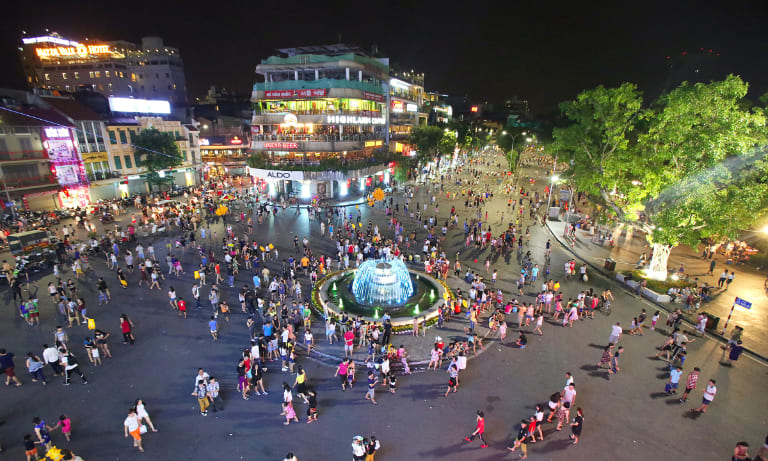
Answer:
[{"left": 545, "top": 217, "right": 768, "bottom": 360}]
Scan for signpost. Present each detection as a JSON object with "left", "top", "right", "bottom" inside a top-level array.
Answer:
[{"left": 720, "top": 296, "right": 751, "bottom": 335}]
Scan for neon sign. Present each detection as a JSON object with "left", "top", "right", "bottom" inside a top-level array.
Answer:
[
  {"left": 36, "top": 44, "right": 111, "bottom": 58},
  {"left": 229, "top": 136, "right": 243, "bottom": 145},
  {"left": 263, "top": 142, "right": 298, "bottom": 149},
  {"left": 44, "top": 127, "right": 71, "bottom": 139},
  {"left": 326, "top": 115, "right": 385, "bottom": 125}
]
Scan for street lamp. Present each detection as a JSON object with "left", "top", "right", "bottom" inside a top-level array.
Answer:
[{"left": 545, "top": 153, "right": 559, "bottom": 219}]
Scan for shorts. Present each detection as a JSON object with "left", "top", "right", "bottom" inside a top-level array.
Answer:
[
  {"left": 366, "top": 388, "right": 375, "bottom": 399},
  {"left": 339, "top": 375, "right": 347, "bottom": 385},
  {"left": 449, "top": 377, "right": 457, "bottom": 387},
  {"left": 129, "top": 428, "right": 141, "bottom": 441},
  {"left": 26, "top": 448, "right": 38, "bottom": 456},
  {"left": 344, "top": 344, "right": 353, "bottom": 352},
  {"left": 4, "top": 367, "right": 15, "bottom": 378},
  {"left": 684, "top": 387, "right": 694, "bottom": 394},
  {"left": 702, "top": 397, "right": 712, "bottom": 406}
]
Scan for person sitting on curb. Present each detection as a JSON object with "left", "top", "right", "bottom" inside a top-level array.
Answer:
[{"left": 515, "top": 332, "right": 528, "bottom": 349}]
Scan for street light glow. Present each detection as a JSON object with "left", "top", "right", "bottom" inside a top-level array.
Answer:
[{"left": 552, "top": 175, "right": 560, "bottom": 182}]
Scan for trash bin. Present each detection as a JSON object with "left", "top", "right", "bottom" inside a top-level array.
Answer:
[
  {"left": 604, "top": 258, "right": 616, "bottom": 271},
  {"left": 703, "top": 312, "right": 719, "bottom": 331}
]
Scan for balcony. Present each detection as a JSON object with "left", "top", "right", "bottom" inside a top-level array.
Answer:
[
  {"left": 0, "top": 150, "right": 48, "bottom": 162},
  {"left": 87, "top": 171, "right": 121, "bottom": 182},
  {"left": 252, "top": 78, "right": 385, "bottom": 100},
  {"left": 2, "top": 175, "right": 57, "bottom": 190}
]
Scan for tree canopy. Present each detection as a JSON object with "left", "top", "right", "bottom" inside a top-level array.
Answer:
[
  {"left": 132, "top": 128, "right": 184, "bottom": 191},
  {"left": 553, "top": 75, "right": 768, "bottom": 276},
  {"left": 409, "top": 126, "right": 456, "bottom": 160}
]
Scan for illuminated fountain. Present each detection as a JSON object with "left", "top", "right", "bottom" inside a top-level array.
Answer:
[
  {"left": 352, "top": 259, "right": 414, "bottom": 305},
  {"left": 317, "top": 257, "right": 449, "bottom": 326}
]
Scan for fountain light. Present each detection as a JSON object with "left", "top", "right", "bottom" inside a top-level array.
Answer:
[
  {"left": 414, "top": 304, "right": 420, "bottom": 314},
  {"left": 338, "top": 298, "right": 344, "bottom": 310}
]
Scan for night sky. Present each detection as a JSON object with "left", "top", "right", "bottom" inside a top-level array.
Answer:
[{"left": 2, "top": 0, "right": 767, "bottom": 113}]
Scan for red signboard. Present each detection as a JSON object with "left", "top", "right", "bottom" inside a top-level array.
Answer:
[
  {"left": 364, "top": 91, "right": 384, "bottom": 102},
  {"left": 263, "top": 142, "right": 298, "bottom": 149},
  {"left": 229, "top": 136, "right": 243, "bottom": 145},
  {"left": 264, "top": 89, "right": 327, "bottom": 98}
]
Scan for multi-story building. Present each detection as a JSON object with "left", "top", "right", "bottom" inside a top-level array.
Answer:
[
  {"left": 423, "top": 92, "right": 453, "bottom": 125},
  {"left": 198, "top": 122, "right": 249, "bottom": 180},
  {"left": 105, "top": 116, "right": 200, "bottom": 196},
  {"left": 20, "top": 32, "right": 187, "bottom": 104},
  {"left": 388, "top": 70, "right": 426, "bottom": 140},
  {"left": 40, "top": 95, "right": 122, "bottom": 201},
  {"left": 250, "top": 44, "right": 394, "bottom": 199},
  {"left": 0, "top": 90, "right": 89, "bottom": 211}
]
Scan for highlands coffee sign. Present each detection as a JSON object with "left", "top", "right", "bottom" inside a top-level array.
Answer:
[{"left": 247, "top": 167, "right": 304, "bottom": 181}]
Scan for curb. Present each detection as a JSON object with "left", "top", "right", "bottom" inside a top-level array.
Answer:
[{"left": 543, "top": 219, "right": 768, "bottom": 365}]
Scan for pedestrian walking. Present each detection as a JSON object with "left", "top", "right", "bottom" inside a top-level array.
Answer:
[
  {"left": 54, "top": 414, "right": 72, "bottom": 442},
  {"left": 61, "top": 348, "right": 87, "bottom": 385},
  {"left": 569, "top": 408, "right": 584, "bottom": 444},
  {"left": 123, "top": 408, "right": 144, "bottom": 452},
  {"left": 120, "top": 314, "right": 135, "bottom": 345},
  {"left": 192, "top": 382, "right": 210, "bottom": 415},
  {"left": 25, "top": 352, "right": 46, "bottom": 385},
  {"left": 209, "top": 316, "right": 218, "bottom": 341},
  {"left": 693, "top": 379, "right": 717, "bottom": 413},
  {"left": 507, "top": 419, "right": 529, "bottom": 459},
  {"left": 464, "top": 410, "right": 488, "bottom": 448},
  {"left": 665, "top": 366, "right": 683, "bottom": 394},
  {"left": 365, "top": 371, "right": 378, "bottom": 405},
  {"left": 135, "top": 399, "right": 158, "bottom": 432},
  {"left": 207, "top": 376, "right": 224, "bottom": 412}
]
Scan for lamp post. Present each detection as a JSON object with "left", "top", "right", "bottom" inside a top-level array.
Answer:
[{"left": 546, "top": 153, "right": 559, "bottom": 220}]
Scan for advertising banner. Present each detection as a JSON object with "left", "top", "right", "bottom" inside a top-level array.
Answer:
[{"left": 247, "top": 168, "right": 304, "bottom": 181}]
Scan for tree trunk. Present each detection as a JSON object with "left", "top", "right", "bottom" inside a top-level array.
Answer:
[{"left": 647, "top": 243, "right": 672, "bottom": 280}]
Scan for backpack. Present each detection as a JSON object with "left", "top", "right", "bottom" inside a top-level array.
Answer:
[{"left": 67, "top": 353, "right": 78, "bottom": 366}]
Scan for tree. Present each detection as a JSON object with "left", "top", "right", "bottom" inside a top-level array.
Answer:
[
  {"left": 554, "top": 76, "right": 768, "bottom": 279},
  {"left": 409, "top": 126, "right": 456, "bottom": 160},
  {"left": 132, "top": 128, "right": 184, "bottom": 192},
  {"left": 409, "top": 126, "right": 444, "bottom": 159}
]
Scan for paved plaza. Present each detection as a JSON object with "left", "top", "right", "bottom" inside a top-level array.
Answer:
[{"left": 0, "top": 153, "right": 766, "bottom": 460}]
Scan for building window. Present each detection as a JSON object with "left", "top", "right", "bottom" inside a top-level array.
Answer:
[
  {"left": 108, "top": 83, "right": 113, "bottom": 90},
  {"left": 19, "top": 138, "right": 33, "bottom": 152},
  {"left": 62, "top": 72, "right": 68, "bottom": 80},
  {"left": 131, "top": 73, "right": 137, "bottom": 82},
  {"left": 134, "top": 154, "right": 141, "bottom": 167},
  {"left": 74, "top": 72, "right": 80, "bottom": 79},
  {"left": 89, "top": 71, "right": 95, "bottom": 78},
  {"left": 114, "top": 156, "right": 122, "bottom": 170},
  {"left": 105, "top": 71, "right": 110, "bottom": 78},
  {"left": 119, "top": 131, "right": 127, "bottom": 144},
  {"left": 109, "top": 132, "right": 118, "bottom": 144},
  {"left": 94, "top": 71, "right": 101, "bottom": 78},
  {"left": 44, "top": 73, "right": 50, "bottom": 81},
  {"left": 124, "top": 155, "right": 132, "bottom": 169}
]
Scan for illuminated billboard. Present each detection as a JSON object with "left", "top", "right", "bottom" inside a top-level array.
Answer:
[{"left": 108, "top": 97, "right": 171, "bottom": 114}]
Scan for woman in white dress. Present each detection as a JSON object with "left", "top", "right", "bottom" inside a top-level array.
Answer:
[{"left": 135, "top": 399, "right": 158, "bottom": 432}]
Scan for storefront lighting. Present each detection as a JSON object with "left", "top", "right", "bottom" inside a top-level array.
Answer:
[
  {"left": 301, "top": 181, "right": 311, "bottom": 199},
  {"left": 339, "top": 181, "right": 348, "bottom": 197}
]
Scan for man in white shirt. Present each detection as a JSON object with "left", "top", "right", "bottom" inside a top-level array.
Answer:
[
  {"left": 694, "top": 379, "right": 717, "bottom": 413},
  {"left": 609, "top": 322, "right": 623, "bottom": 344},
  {"left": 562, "top": 383, "right": 577, "bottom": 407},
  {"left": 42, "top": 344, "right": 63, "bottom": 376},
  {"left": 195, "top": 368, "right": 209, "bottom": 387}
]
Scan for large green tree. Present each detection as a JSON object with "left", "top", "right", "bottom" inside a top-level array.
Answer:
[
  {"left": 409, "top": 126, "right": 456, "bottom": 160},
  {"left": 554, "top": 76, "right": 768, "bottom": 278},
  {"left": 132, "top": 128, "right": 184, "bottom": 191}
]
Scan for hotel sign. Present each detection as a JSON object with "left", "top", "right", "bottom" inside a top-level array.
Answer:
[
  {"left": 326, "top": 115, "right": 385, "bottom": 125},
  {"left": 265, "top": 89, "right": 327, "bottom": 98},
  {"left": 36, "top": 44, "right": 111, "bottom": 59}
]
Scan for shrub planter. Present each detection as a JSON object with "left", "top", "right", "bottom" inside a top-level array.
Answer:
[{"left": 641, "top": 287, "right": 671, "bottom": 303}]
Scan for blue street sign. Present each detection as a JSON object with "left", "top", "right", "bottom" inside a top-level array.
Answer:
[{"left": 735, "top": 297, "right": 752, "bottom": 310}]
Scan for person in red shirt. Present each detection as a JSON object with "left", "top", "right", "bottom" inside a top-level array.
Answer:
[
  {"left": 679, "top": 367, "right": 700, "bottom": 403},
  {"left": 343, "top": 330, "right": 355, "bottom": 358},
  {"left": 178, "top": 298, "right": 187, "bottom": 319},
  {"left": 464, "top": 410, "right": 488, "bottom": 448}
]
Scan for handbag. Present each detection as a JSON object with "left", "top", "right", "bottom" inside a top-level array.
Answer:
[{"left": 140, "top": 424, "right": 148, "bottom": 434}]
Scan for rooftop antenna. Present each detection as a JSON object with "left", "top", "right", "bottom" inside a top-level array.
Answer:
[{"left": 337, "top": 32, "right": 342, "bottom": 43}]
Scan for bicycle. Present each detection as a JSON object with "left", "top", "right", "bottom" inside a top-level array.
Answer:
[{"left": 600, "top": 300, "right": 612, "bottom": 316}]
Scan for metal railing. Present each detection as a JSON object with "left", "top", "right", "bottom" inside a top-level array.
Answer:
[{"left": 0, "top": 150, "right": 48, "bottom": 162}]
